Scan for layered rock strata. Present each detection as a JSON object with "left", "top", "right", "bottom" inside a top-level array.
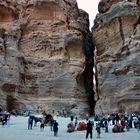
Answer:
[
  {"left": 93, "top": 0, "right": 140, "bottom": 114},
  {"left": 0, "top": 0, "right": 95, "bottom": 115}
]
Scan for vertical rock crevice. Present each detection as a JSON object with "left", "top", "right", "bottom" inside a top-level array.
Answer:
[
  {"left": 83, "top": 32, "right": 95, "bottom": 115},
  {"left": 118, "top": 17, "right": 125, "bottom": 45}
]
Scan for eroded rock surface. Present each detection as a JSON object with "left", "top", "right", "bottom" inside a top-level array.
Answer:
[
  {"left": 0, "top": 0, "right": 95, "bottom": 115},
  {"left": 93, "top": 0, "right": 140, "bottom": 114}
]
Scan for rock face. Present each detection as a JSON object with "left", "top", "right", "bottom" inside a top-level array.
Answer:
[
  {"left": 93, "top": 0, "right": 140, "bottom": 114},
  {"left": 0, "top": 0, "right": 95, "bottom": 115}
]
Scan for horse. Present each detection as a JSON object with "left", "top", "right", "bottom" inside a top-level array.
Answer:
[
  {"left": 44, "top": 114, "right": 53, "bottom": 124},
  {"left": 33, "top": 116, "right": 42, "bottom": 126},
  {"left": 33, "top": 114, "right": 53, "bottom": 126}
]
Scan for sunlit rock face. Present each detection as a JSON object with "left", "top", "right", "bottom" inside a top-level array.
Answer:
[
  {"left": 0, "top": 0, "right": 95, "bottom": 115},
  {"left": 93, "top": 0, "right": 140, "bottom": 114}
]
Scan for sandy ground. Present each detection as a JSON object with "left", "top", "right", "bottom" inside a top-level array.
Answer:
[{"left": 0, "top": 116, "right": 140, "bottom": 140}]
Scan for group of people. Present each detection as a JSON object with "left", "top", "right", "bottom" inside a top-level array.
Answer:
[
  {"left": 86, "top": 119, "right": 101, "bottom": 139},
  {"left": 1, "top": 109, "right": 140, "bottom": 139},
  {"left": 96, "top": 112, "right": 140, "bottom": 134},
  {"left": 111, "top": 113, "right": 140, "bottom": 132},
  {"left": 0, "top": 111, "right": 10, "bottom": 126},
  {"left": 27, "top": 114, "right": 59, "bottom": 137},
  {"left": 66, "top": 114, "right": 101, "bottom": 139}
]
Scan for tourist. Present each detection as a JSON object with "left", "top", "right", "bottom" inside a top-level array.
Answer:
[
  {"left": 128, "top": 114, "right": 133, "bottom": 128},
  {"left": 136, "top": 121, "right": 140, "bottom": 132},
  {"left": 86, "top": 120, "right": 93, "bottom": 139},
  {"left": 40, "top": 116, "right": 45, "bottom": 131},
  {"left": 86, "top": 114, "right": 89, "bottom": 122},
  {"left": 53, "top": 120, "right": 59, "bottom": 137},
  {"left": 28, "top": 115, "right": 34, "bottom": 130},
  {"left": 7, "top": 112, "right": 11, "bottom": 126},
  {"left": 112, "top": 114, "right": 115, "bottom": 125},
  {"left": 96, "top": 123, "right": 101, "bottom": 138},
  {"left": 62, "top": 109, "right": 67, "bottom": 118},
  {"left": 115, "top": 113, "right": 120, "bottom": 124},
  {"left": 3, "top": 111, "right": 8, "bottom": 125},
  {"left": 104, "top": 119, "right": 108, "bottom": 132},
  {"left": 120, "top": 117, "right": 125, "bottom": 130},
  {"left": 50, "top": 117, "right": 54, "bottom": 131},
  {"left": 67, "top": 121, "right": 75, "bottom": 132},
  {"left": 70, "top": 114, "right": 74, "bottom": 122},
  {"left": 126, "top": 121, "right": 130, "bottom": 131},
  {"left": 74, "top": 116, "right": 78, "bottom": 127},
  {"left": 1, "top": 115, "right": 5, "bottom": 126}
]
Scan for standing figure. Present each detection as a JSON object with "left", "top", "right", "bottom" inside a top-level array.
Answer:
[
  {"left": 1, "top": 115, "right": 5, "bottom": 126},
  {"left": 53, "top": 120, "right": 59, "bottom": 137},
  {"left": 86, "top": 114, "right": 89, "bottom": 122},
  {"left": 70, "top": 114, "right": 74, "bottom": 122},
  {"left": 40, "top": 116, "right": 45, "bottom": 131},
  {"left": 50, "top": 117, "right": 54, "bottom": 131},
  {"left": 86, "top": 120, "right": 93, "bottom": 139},
  {"left": 112, "top": 113, "right": 115, "bottom": 125},
  {"left": 74, "top": 116, "right": 78, "bottom": 127},
  {"left": 96, "top": 123, "right": 101, "bottom": 138},
  {"left": 62, "top": 109, "right": 67, "bottom": 118},
  {"left": 115, "top": 113, "right": 120, "bottom": 124},
  {"left": 104, "top": 120, "right": 108, "bottom": 133},
  {"left": 3, "top": 112, "right": 8, "bottom": 125},
  {"left": 126, "top": 121, "right": 130, "bottom": 131},
  {"left": 28, "top": 115, "right": 34, "bottom": 130},
  {"left": 136, "top": 121, "right": 140, "bottom": 132}
]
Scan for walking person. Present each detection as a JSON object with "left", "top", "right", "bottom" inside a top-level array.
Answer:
[
  {"left": 86, "top": 120, "right": 93, "bottom": 139},
  {"left": 53, "top": 120, "right": 59, "bottom": 137}
]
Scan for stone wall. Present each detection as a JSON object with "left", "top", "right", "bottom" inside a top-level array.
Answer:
[
  {"left": 0, "top": 0, "right": 95, "bottom": 115},
  {"left": 92, "top": 0, "right": 140, "bottom": 114}
]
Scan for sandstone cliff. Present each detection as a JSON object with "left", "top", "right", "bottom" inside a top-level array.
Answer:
[
  {"left": 93, "top": 0, "right": 140, "bottom": 114},
  {"left": 0, "top": 0, "right": 95, "bottom": 115}
]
